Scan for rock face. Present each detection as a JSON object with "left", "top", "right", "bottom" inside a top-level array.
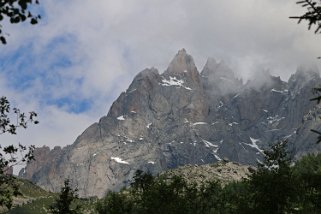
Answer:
[{"left": 20, "top": 49, "right": 321, "bottom": 198}]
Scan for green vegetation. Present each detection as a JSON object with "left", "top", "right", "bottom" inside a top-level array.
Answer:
[
  {"left": 1, "top": 178, "right": 55, "bottom": 214},
  {"left": 49, "top": 179, "right": 82, "bottom": 214},
  {"left": 0, "top": 96, "right": 38, "bottom": 210},
  {"left": 96, "top": 142, "right": 321, "bottom": 214},
  {"left": 6, "top": 178, "right": 96, "bottom": 214}
]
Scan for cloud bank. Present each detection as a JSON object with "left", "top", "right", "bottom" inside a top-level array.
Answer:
[{"left": 0, "top": 0, "right": 320, "bottom": 148}]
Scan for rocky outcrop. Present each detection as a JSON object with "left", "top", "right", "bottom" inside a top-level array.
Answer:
[
  {"left": 163, "top": 161, "right": 251, "bottom": 186},
  {"left": 19, "top": 49, "right": 321, "bottom": 198}
]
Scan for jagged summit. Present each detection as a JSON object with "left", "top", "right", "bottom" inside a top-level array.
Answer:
[
  {"left": 201, "top": 57, "right": 241, "bottom": 96},
  {"left": 165, "top": 49, "right": 198, "bottom": 75},
  {"left": 289, "top": 66, "right": 320, "bottom": 84},
  {"left": 245, "top": 70, "right": 285, "bottom": 91},
  {"left": 202, "top": 58, "right": 237, "bottom": 79}
]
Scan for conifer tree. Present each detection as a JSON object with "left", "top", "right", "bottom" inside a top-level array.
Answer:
[{"left": 49, "top": 179, "right": 81, "bottom": 214}]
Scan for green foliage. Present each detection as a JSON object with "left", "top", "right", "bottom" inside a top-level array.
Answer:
[
  {"left": 248, "top": 141, "right": 299, "bottom": 213},
  {"left": 220, "top": 181, "right": 252, "bottom": 214},
  {"left": 0, "top": 97, "right": 38, "bottom": 210},
  {"left": 0, "top": 97, "right": 38, "bottom": 135},
  {"left": 0, "top": 0, "right": 41, "bottom": 44},
  {"left": 95, "top": 142, "right": 321, "bottom": 213},
  {"left": 293, "top": 154, "right": 321, "bottom": 212},
  {"left": 97, "top": 171, "right": 225, "bottom": 214},
  {"left": 17, "top": 179, "right": 51, "bottom": 198},
  {"left": 290, "top": 0, "right": 321, "bottom": 34},
  {"left": 49, "top": 179, "right": 81, "bottom": 214},
  {"left": 9, "top": 196, "right": 55, "bottom": 214},
  {"left": 7, "top": 178, "right": 96, "bottom": 214},
  {"left": 0, "top": 174, "right": 20, "bottom": 210},
  {"left": 96, "top": 191, "right": 132, "bottom": 214}
]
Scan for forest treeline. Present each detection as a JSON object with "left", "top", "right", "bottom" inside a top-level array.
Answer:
[{"left": 95, "top": 142, "right": 321, "bottom": 214}]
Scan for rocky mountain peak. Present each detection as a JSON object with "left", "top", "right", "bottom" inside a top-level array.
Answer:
[
  {"left": 201, "top": 58, "right": 234, "bottom": 78},
  {"left": 244, "top": 69, "right": 285, "bottom": 91},
  {"left": 289, "top": 66, "right": 320, "bottom": 84},
  {"left": 287, "top": 66, "right": 321, "bottom": 98},
  {"left": 19, "top": 50, "right": 321, "bottom": 198},
  {"left": 201, "top": 58, "right": 241, "bottom": 96},
  {"left": 165, "top": 49, "right": 198, "bottom": 75}
]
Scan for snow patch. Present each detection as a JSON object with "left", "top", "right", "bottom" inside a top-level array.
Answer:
[
  {"left": 232, "top": 94, "right": 239, "bottom": 99},
  {"left": 267, "top": 115, "right": 285, "bottom": 124},
  {"left": 93, "top": 153, "right": 97, "bottom": 157},
  {"left": 214, "top": 154, "right": 222, "bottom": 161},
  {"left": 193, "top": 122, "right": 208, "bottom": 126},
  {"left": 228, "top": 122, "right": 239, "bottom": 127},
  {"left": 283, "top": 130, "right": 297, "bottom": 140},
  {"left": 111, "top": 157, "right": 129, "bottom": 164},
  {"left": 213, "top": 147, "right": 219, "bottom": 153},
  {"left": 271, "top": 88, "right": 288, "bottom": 94},
  {"left": 250, "top": 137, "right": 260, "bottom": 144},
  {"left": 130, "top": 111, "right": 136, "bottom": 114},
  {"left": 265, "top": 129, "right": 280, "bottom": 132},
  {"left": 117, "top": 115, "right": 125, "bottom": 121},
  {"left": 242, "top": 138, "right": 264, "bottom": 154},
  {"left": 148, "top": 161, "right": 155, "bottom": 165},
  {"left": 127, "top": 89, "right": 136, "bottom": 93},
  {"left": 218, "top": 101, "right": 224, "bottom": 109},
  {"left": 202, "top": 139, "right": 218, "bottom": 148},
  {"left": 146, "top": 123, "right": 152, "bottom": 128},
  {"left": 160, "top": 76, "right": 192, "bottom": 90}
]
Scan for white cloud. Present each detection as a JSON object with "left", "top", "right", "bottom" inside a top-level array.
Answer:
[{"left": 1, "top": 0, "right": 321, "bottom": 149}]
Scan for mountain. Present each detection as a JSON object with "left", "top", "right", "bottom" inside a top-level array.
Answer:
[{"left": 19, "top": 49, "right": 321, "bottom": 198}]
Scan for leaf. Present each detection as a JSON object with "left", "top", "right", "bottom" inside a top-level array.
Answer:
[
  {"left": 0, "top": 36, "right": 6, "bottom": 44},
  {"left": 30, "top": 18, "right": 37, "bottom": 24}
]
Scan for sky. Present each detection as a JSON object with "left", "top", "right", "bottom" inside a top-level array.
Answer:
[{"left": 0, "top": 0, "right": 321, "bottom": 150}]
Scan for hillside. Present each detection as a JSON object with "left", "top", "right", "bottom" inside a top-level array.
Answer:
[{"left": 4, "top": 161, "right": 249, "bottom": 214}]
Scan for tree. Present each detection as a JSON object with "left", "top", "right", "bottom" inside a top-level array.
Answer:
[
  {"left": 130, "top": 169, "right": 154, "bottom": 193},
  {"left": 0, "top": 0, "right": 41, "bottom": 44},
  {"left": 293, "top": 154, "right": 321, "bottom": 212},
  {"left": 96, "top": 191, "right": 133, "bottom": 214},
  {"left": 49, "top": 179, "right": 81, "bottom": 214},
  {"left": 248, "top": 141, "right": 299, "bottom": 213},
  {"left": 0, "top": 96, "right": 38, "bottom": 209},
  {"left": 0, "top": 0, "right": 40, "bottom": 209},
  {"left": 290, "top": 0, "right": 321, "bottom": 34},
  {"left": 290, "top": 0, "right": 321, "bottom": 143}
]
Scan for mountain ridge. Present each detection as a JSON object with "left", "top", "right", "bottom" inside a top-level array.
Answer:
[{"left": 19, "top": 49, "right": 321, "bottom": 198}]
